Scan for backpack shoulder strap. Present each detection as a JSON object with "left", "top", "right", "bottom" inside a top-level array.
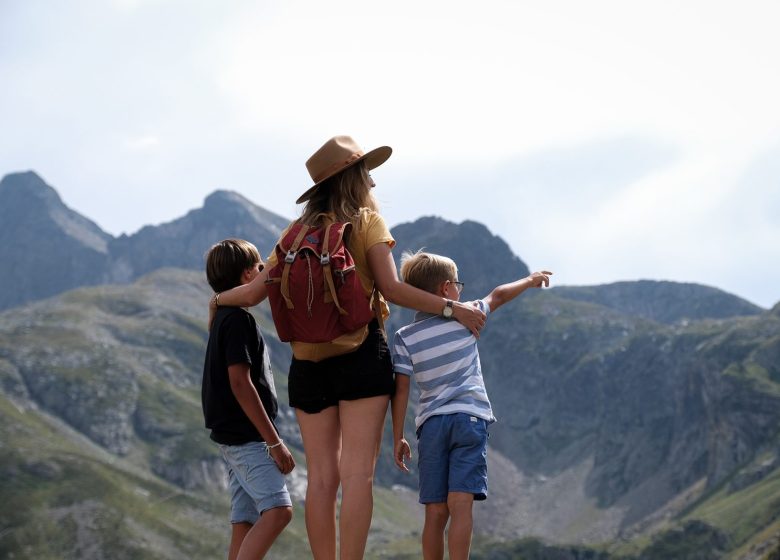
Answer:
[
  {"left": 320, "top": 222, "right": 349, "bottom": 315},
  {"left": 280, "top": 224, "right": 310, "bottom": 309}
]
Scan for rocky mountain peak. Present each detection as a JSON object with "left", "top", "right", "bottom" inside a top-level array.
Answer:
[
  {"left": 0, "top": 170, "right": 61, "bottom": 208},
  {"left": 0, "top": 172, "right": 113, "bottom": 310},
  {"left": 203, "top": 188, "right": 251, "bottom": 208},
  {"left": 0, "top": 171, "right": 111, "bottom": 248},
  {"left": 391, "top": 215, "right": 530, "bottom": 301},
  {"left": 201, "top": 189, "right": 290, "bottom": 235}
]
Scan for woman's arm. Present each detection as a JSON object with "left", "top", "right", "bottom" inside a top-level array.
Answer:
[
  {"left": 217, "top": 267, "right": 270, "bottom": 307},
  {"left": 367, "top": 243, "right": 486, "bottom": 336},
  {"left": 208, "top": 269, "right": 270, "bottom": 329}
]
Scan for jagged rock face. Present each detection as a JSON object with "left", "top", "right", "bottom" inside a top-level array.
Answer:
[
  {"left": 463, "top": 291, "right": 780, "bottom": 534},
  {"left": 107, "top": 190, "right": 290, "bottom": 282},
  {"left": 391, "top": 215, "right": 530, "bottom": 301},
  {"left": 0, "top": 269, "right": 294, "bottom": 492},
  {"left": 0, "top": 173, "right": 291, "bottom": 310},
  {"left": 0, "top": 172, "right": 111, "bottom": 310}
]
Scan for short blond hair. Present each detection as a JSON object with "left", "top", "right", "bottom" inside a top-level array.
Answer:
[{"left": 399, "top": 250, "right": 458, "bottom": 294}]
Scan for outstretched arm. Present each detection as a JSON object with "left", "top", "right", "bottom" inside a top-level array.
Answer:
[
  {"left": 367, "top": 243, "right": 486, "bottom": 337},
  {"left": 483, "top": 270, "right": 553, "bottom": 313}
]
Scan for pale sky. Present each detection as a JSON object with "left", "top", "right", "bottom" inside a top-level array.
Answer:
[{"left": 2, "top": 0, "right": 779, "bottom": 307}]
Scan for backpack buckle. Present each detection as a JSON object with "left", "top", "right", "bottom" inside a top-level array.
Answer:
[
  {"left": 284, "top": 250, "right": 296, "bottom": 264},
  {"left": 320, "top": 252, "right": 330, "bottom": 265}
]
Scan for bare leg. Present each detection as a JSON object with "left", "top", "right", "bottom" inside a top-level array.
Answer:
[
  {"left": 296, "top": 406, "right": 341, "bottom": 560},
  {"left": 236, "top": 506, "right": 293, "bottom": 560},
  {"left": 228, "top": 522, "right": 252, "bottom": 560},
  {"left": 422, "top": 503, "right": 449, "bottom": 560},
  {"left": 446, "top": 492, "right": 474, "bottom": 560},
  {"left": 338, "top": 395, "right": 389, "bottom": 560}
]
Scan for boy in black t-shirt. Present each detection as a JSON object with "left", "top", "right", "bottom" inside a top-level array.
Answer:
[{"left": 202, "top": 238, "right": 295, "bottom": 560}]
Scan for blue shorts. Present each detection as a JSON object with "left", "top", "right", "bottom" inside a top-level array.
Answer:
[
  {"left": 219, "top": 441, "right": 292, "bottom": 524},
  {"left": 417, "top": 413, "right": 489, "bottom": 504}
]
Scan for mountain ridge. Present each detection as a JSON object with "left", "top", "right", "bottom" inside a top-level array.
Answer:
[{"left": 0, "top": 170, "right": 770, "bottom": 315}]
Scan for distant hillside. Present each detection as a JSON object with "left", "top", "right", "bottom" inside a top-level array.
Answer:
[{"left": 553, "top": 281, "right": 763, "bottom": 324}]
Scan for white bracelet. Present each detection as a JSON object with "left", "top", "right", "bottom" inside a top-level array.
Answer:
[{"left": 266, "top": 439, "right": 283, "bottom": 457}]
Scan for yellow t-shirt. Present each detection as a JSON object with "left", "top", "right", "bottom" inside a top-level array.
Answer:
[{"left": 265, "top": 208, "right": 396, "bottom": 320}]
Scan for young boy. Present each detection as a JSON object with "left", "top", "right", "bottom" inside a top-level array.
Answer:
[
  {"left": 202, "top": 238, "right": 296, "bottom": 560},
  {"left": 390, "top": 250, "right": 551, "bottom": 560}
]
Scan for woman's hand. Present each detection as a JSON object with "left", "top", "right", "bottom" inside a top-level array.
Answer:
[
  {"left": 452, "top": 300, "right": 486, "bottom": 338},
  {"left": 367, "top": 243, "right": 486, "bottom": 336}
]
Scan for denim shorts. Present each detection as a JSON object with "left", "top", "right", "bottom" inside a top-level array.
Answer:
[
  {"left": 417, "top": 413, "right": 489, "bottom": 504},
  {"left": 219, "top": 441, "right": 292, "bottom": 523}
]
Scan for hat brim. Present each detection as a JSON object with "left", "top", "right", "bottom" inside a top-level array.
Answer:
[{"left": 296, "top": 146, "right": 392, "bottom": 205}]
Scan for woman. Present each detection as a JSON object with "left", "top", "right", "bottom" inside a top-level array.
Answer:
[{"left": 211, "top": 135, "right": 485, "bottom": 559}]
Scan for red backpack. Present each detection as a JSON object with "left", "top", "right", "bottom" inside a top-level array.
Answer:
[{"left": 265, "top": 220, "right": 378, "bottom": 344}]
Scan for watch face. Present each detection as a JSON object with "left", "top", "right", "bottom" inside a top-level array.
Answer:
[{"left": 443, "top": 301, "right": 453, "bottom": 318}]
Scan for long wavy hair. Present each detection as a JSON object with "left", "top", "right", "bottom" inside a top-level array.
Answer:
[{"left": 298, "top": 161, "right": 378, "bottom": 226}]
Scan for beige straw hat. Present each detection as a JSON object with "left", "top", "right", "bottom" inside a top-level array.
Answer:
[{"left": 297, "top": 135, "right": 392, "bottom": 204}]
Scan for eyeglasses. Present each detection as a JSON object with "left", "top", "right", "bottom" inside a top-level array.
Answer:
[{"left": 450, "top": 280, "right": 465, "bottom": 294}]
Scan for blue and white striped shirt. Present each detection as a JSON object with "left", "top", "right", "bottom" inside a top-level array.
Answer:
[{"left": 392, "top": 300, "right": 495, "bottom": 430}]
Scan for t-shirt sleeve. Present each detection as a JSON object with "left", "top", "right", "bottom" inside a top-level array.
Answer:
[
  {"left": 362, "top": 211, "right": 395, "bottom": 251},
  {"left": 476, "top": 299, "right": 491, "bottom": 314},
  {"left": 222, "top": 313, "right": 253, "bottom": 367},
  {"left": 391, "top": 331, "right": 413, "bottom": 376}
]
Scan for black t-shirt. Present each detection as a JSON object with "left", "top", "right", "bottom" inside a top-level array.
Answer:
[{"left": 201, "top": 306, "right": 279, "bottom": 445}]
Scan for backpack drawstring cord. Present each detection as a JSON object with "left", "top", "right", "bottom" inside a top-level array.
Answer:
[{"left": 305, "top": 253, "right": 314, "bottom": 317}]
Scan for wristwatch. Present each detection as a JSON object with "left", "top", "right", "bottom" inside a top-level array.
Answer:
[{"left": 442, "top": 299, "right": 454, "bottom": 318}]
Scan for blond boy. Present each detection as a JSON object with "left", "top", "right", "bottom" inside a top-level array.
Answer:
[{"left": 390, "top": 250, "right": 551, "bottom": 560}]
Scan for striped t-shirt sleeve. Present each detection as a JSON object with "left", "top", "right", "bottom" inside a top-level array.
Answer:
[{"left": 391, "top": 330, "right": 413, "bottom": 376}]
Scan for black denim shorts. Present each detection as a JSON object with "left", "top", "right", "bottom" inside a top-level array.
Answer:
[{"left": 288, "top": 320, "right": 395, "bottom": 414}]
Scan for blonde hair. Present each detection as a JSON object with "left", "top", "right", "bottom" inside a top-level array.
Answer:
[
  {"left": 298, "top": 161, "right": 379, "bottom": 226},
  {"left": 205, "top": 238, "right": 261, "bottom": 293},
  {"left": 399, "top": 250, "right": 458, "bottom": 294}
]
